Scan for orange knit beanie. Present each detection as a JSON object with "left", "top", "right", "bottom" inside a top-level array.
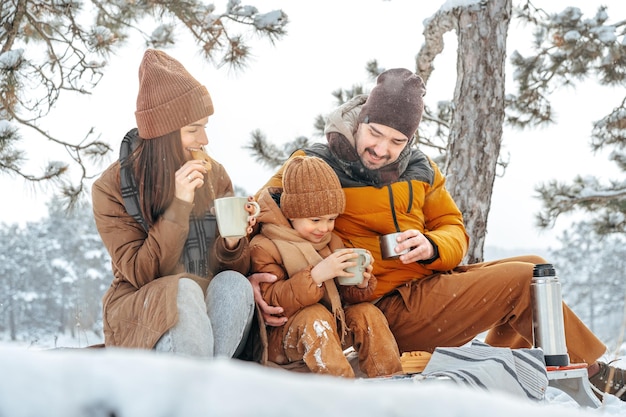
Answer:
[
  {"left": 280, "top": 156, "right": 346, "bottom": 219},
  {"left": 135, "top": 49, "right": 214, "bottom": 139}
]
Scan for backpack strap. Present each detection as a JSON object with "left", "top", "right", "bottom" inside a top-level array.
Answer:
[{"left": 119, "top": 128, "right": 149, "bottom": 233}]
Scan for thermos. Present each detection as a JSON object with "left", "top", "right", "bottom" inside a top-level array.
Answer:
[{"left": 530, "top": 263, "right": 570, "bottom": 367}]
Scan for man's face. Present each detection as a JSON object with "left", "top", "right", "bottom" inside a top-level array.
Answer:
[{"left": 354, "top": 123, "right": 409, "bottom": 170}]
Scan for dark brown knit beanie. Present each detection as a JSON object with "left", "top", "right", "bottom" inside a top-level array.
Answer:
[
  {"left": 281, "top": 156, "right": 346, "bottom": 219},
  {"left": 135, "top": 49, "right": 214, "bottom": 139},
  {"left": 357, "top": 68, "right": 426, "bottom": 140}
]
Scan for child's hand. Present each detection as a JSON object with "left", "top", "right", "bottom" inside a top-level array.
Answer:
[
  {"left": 311, "top": 249, "right": 357, "bottom": 286},
  {"left": 356, "top": 262, "right": 373, "bottom": 289}
]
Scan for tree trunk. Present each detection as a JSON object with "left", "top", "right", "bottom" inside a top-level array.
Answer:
[
  {"left": 9, "top": 298, "right": 16, "bottom": 341},
  {"left": 422, "top": 0, "right": 512, "bottom": 264}
]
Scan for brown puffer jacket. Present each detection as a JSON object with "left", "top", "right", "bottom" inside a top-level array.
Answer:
[
  {"left": 250, "top": 187, "right": 377, "bottom": 313},
  {"left": 249, "top": 187, "right": 403, "bottom": 376},
  {"left": 92, "top": 157, "right": 250, "bottom": 350}
]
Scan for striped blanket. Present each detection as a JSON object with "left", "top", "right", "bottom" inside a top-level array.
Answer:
[{"left": 421, "top": 340, "right": 548, "bottom": 400}]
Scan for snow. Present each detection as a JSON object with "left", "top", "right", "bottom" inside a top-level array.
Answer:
[
  {"left": 557, "top": 7, "right": 584, "bottom": 23},
  {"left": 0, "top": 120, "right": 16, "bottom": 135},
  {"left": 564, "top": 30, "right": 582, "bottom": 42},
  {"left": 2, "top": 341, "right": 626, "bottom": 416},
  {"left": 254, "top": 10, "right": 285, "bottom": 30},
  {"left": 440, "top": 0, "right": 483, "bottom": 13},
  {"left": 591, "top": 25, "right": 618, "bottom": 43},
  {"left": 0, "top": 48, "right": 23, "bottom": 69}
]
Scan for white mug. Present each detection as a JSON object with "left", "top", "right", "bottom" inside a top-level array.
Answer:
[
  {"left": 214, "top": 196, "right": 260, "bottom": 238},
  {"left": 334, "top": 248, "right": 372, "bottom": 286}
]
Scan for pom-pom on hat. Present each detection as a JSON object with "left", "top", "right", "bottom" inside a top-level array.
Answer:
[
  {"left": 135, "top": 49, "right": 214, "bottom": 139},
  {"left": 280, "top": 156, "right": 346, "bottom": 219},
  {"left": 357, "top": 68, "right": 426, "bottom": 140}
]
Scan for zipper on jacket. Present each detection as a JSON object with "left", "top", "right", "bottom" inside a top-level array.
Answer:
[
  {"left": 387, "top": 181, "right": 413, "bottom": 232},
  {"left": 387, "top": 185, "right": 400, "bottom": 232}
]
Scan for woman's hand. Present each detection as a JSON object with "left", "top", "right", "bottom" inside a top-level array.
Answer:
[
  {"left": 244, "top": 196, "right": 259, "bottom": 235},
  {"left": 175, "top": 161, "right": 208, "bottom": 203},
  {"left": 223, "top": 196, "right": 259, "bottom": 249}
]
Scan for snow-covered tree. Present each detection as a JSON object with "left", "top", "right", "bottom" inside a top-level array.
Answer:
[
  {"left": 0, "top": 224, "right": 26, "bottom": 340},
  {"left": 0, "top": 199, "right": 111, "bottom": 345},
  {"left": 0, "top": 222, "right": 53, "bottom": 342},
  {"left": 0, "top": 0, "right": 287, "bottom": 206},
  {"left": 509, "top": 5, "right": 626, "bottom": 238},
  {"left": 43, "top": 198, "right": 111, "bottom": 340},
  {"left": 549, "top": 222, "right": 626, "bottom": 348}
]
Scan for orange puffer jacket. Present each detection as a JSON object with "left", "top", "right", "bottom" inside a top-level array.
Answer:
[{"left": 258, "top": 148, "right": 468, "bottom": 301}]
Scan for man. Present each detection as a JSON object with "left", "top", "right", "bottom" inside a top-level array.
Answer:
[{"left": 253, "top": 68, "right": 624, "bottom": 400}]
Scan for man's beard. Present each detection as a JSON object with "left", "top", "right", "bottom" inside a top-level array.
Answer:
[{"left": 361, "top": 147, "right": 391, "bottom": 169}]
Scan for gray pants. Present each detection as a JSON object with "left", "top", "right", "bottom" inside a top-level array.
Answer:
[{"left": 155, "top": 271, "right": 254, "bottom": 358}]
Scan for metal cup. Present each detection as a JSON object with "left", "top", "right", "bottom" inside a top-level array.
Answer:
[{"left": 379, "top": 232, "right": 409, "bottom": 259}]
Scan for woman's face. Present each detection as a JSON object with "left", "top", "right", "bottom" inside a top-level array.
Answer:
[{"left": 180, "top": 117, "right": 209, "bottom": 160}]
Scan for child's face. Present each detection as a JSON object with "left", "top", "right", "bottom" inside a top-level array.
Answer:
[{"left": 290, "top": 214, "right": 338, "bottom": 244}]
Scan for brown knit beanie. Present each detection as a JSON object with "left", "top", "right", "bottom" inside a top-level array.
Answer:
[
  {"left": 357, "top": 68, "right": 426, "bottom": 140},
  {"left": 135, "top": 49, "right": 214, "bottom": 139},
  {"left": 280, "top": 156, "right": 346, "bottom": 219}
]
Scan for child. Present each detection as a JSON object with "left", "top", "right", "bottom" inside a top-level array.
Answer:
[{"left": 250, "top": 156, "right": 402, "bottom": 377}]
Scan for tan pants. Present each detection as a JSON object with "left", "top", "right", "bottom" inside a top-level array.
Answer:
[
  {"left": 344, "top": 302, "right": 403, "bottom": 377},
  {"left": 377, "top": 255, "right": 607, "bottom": 365},
  {"left": 267, "top": 303, "right": 402, "bottom": 378}
]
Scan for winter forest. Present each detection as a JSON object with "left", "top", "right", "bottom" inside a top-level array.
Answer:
[{"left": 1, "top": 0, "right": 626, "bottom": 364}]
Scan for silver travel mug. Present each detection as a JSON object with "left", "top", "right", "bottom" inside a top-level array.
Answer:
[{"left": 530, "top": 263, "right": 569, "bottom": 367}]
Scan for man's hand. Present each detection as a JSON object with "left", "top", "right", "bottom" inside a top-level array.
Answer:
[
  {"left": 396, "top": 230, "right": 435, "bottom": 263},
  {"left": 248, "top": 272, "right": 288, "bottom": 327}
]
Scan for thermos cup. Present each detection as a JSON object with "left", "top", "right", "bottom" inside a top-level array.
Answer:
[
  {"left": 379, "top": 232, "right": 410, "bottom": 259},
  {"left": 530, "top": 263, "right": 570, "bottom": 367}
]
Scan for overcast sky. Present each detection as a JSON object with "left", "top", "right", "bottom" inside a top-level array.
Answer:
[{"left": 2, "top": 0, "right": 624, "bottom": 253}]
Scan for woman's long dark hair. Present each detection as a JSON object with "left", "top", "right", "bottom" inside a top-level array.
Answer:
[{"left": 125, "top": 130, "right": 212, "bottom": 227}]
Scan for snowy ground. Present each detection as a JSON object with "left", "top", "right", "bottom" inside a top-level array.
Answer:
[{"left": 2, "top": 334, "right": 626, "bottom": 416}]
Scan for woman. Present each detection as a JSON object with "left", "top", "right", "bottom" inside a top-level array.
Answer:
[{"left": 92, "top": 49, "right": 256, "bottom": 358}]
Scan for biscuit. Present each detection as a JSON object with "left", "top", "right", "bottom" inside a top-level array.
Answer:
[{"left": 190, "top": 148, "right": 211, "bottom": 169}]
